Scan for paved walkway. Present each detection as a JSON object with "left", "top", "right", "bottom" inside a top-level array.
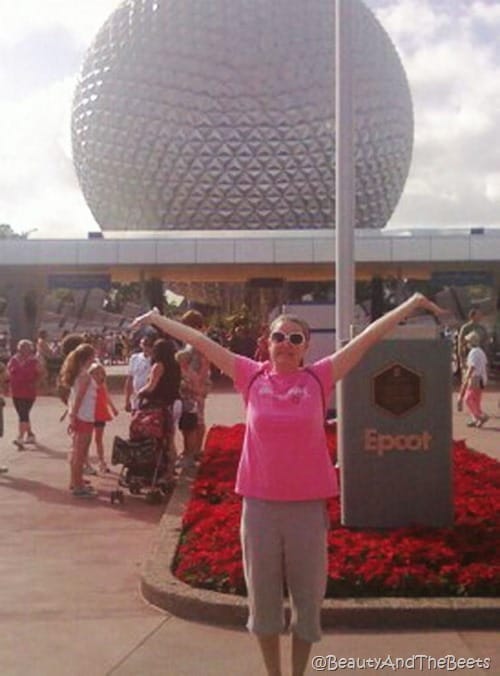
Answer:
[{"left": 0, "top": 387, "right": 498, "bottom": 675}]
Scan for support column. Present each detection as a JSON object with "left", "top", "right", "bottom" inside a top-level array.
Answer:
[
  {"left": 335, "top": 0, "right": 356, "bottom": 526},
  {"left": 3, "top": 269, "right": 47, "bottom": 347}
]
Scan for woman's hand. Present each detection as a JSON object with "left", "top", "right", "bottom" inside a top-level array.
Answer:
[
  {"left": 67, "top": 412, "right": 76, "bottom": 435},
  {"left": 330, "top": 292, "right": 453, "bottom": 383},
  {"left": 412, "top": 293, "right": 450, "bottom": 319},
  {"left": 129, "top": 307, "right": 160, "bottom": 331}
]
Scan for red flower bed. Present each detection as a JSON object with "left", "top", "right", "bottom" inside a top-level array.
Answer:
[{"left": 173, "top": 424, "right": 500, "bottom": 597}]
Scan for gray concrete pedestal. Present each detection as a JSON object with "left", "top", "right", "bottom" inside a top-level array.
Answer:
[{"left": 341, "top": 338, "right": 453, "bottom": 528}]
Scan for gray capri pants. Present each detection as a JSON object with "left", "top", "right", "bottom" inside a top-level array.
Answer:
[{"left": 240, "top": 497, "right": 329, "bottom": 643}]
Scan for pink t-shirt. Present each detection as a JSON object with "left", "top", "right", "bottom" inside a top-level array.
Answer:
[{"left": 234, "top": 355, "right": 339, "bottom": 501}]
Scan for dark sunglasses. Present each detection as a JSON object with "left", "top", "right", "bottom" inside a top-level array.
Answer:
[{"left": 270, "top": 330, "right": 306, "bottom": 346}]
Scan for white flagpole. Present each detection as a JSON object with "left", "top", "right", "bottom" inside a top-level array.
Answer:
[{"left": 335, "top": 0, "right": 355, "bottom": 521}]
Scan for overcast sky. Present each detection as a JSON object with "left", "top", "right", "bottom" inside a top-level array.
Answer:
[{"left": 0, "top": 0, "right": 499, "bottom": 238}]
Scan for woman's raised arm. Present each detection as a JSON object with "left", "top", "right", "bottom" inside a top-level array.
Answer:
[
  {"left": 129, "top": 309, "right": 236, "bottom": 380},
  {"left": 330, "top": 293, "right": 448, "bottom": 383}
]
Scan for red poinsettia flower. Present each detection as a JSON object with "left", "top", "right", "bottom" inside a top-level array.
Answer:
[{"left": 172, "top": 425, "right": 500, "bottom": 597}]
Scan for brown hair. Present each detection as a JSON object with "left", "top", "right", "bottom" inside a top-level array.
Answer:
[
  {"left": 59, "top": 343, "right": 96, "bottom": 388},
  {"left": 269, "top": 314, "right": 311, "bottom": 340},
  {"left": 60, "top": 333, "right": 85, "bottom": 357},
  {"left": 181, "top": 309, "right": 205, "bottom": 330},
  {"left": 89, "top": 362, "right": 106, "bottom": 379},
  {"left": 465, "top": 331, "right": 480, "bottom": 347}
]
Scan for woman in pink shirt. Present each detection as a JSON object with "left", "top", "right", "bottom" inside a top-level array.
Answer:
[
  {"left": 7, "top": 339, "right": 42, "bottom": 450},
  {"left": 131, "top": 293, "right": 445, "bottom": 676}
]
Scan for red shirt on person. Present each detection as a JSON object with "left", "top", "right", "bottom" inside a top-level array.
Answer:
[{"left": 7, "top": 355, "right": 39, "bottom": 399}]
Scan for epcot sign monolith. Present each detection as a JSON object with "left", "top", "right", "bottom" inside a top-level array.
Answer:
[{"left": 341, "top": 337, "right": 454, "bottom": 529}]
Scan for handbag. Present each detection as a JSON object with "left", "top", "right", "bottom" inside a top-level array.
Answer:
[
  {"left": 179, "top": 410, "right": 198, "bottom": 431},
  {"left": 130, "top": 406, "right": 165, "bottom": 440},
  {"left": 111, "top": 436, "right": 156, "bottom": 466}
]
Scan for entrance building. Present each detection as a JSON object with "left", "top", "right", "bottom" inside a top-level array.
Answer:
[{"left": 0, "top": 228, "right": 499, "bottom": 344}]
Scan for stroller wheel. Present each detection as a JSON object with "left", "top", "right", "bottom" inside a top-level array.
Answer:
[
  {"left": 110, "top": 490, "right": 125, "bottom": 505},
  {"left": 129, "top": 483, "right": 141, "bottom": 495},
  {"left": 146, "top": 489, "right": 162, "bottom": 504},
  {"left": 160, "top": 477, "right": 175, "bottom": 495}
]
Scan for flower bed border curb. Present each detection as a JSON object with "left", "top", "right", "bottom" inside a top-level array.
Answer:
[{"left": 141, "top": 468, "right": 500, "bottom": 630}]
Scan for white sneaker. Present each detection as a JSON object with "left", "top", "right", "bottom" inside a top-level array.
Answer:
[
  {"left": 83, "top": 464, "right": 97, "bottom": 476},
  {"left": 476, "top": 414, "right": 489, "bottom": 428},
  {"left": 72, "top": 486, "right": 97, "bottom": 498}
]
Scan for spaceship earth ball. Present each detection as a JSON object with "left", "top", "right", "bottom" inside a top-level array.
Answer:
[{"left": 71, "top": 0, "right": 413, "bottom": 231}]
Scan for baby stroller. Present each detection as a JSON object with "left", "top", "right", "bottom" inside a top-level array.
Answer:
[{"left": 110, "top": 405, "right": 173, "bottom": 505}]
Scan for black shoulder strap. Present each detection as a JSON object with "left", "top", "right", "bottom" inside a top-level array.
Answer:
[
  {"left": 303, "top": 367, "right": 326, "bottom": 416},
  {"left": 245, "top": 367, "right": 267, "bottom": 404},
  {"left": 246, "top": 365, "right": 326, "bottom": 415}
]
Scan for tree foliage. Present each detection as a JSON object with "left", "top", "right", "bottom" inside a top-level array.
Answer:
[{"left": 0, "top": 224, "right": 31, "bottom": 239}]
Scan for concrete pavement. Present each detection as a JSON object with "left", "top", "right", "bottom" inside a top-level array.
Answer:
[{"left": 0, "top": 386, "right": 498, "bottom": 675}]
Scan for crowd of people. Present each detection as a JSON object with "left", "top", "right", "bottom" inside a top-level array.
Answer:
[
  {"left": 42, "top": 329, "right": 130, "bottom": 367},
  {"left": 0, "top": 305, "right": 496, "bottom": 480},
  {"left": 1, "top": 329, "right": 131, "bottom": 388},
  {"left": 0, "top": 308, "right": 496, "bottom": 476},
  {"left": 0, "top": 310, "right": 216, "bottom": 490}
]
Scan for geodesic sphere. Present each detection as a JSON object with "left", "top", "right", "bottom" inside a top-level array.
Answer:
[{"left": 72, "top": 0, "right": 413, "bottom": 231}]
